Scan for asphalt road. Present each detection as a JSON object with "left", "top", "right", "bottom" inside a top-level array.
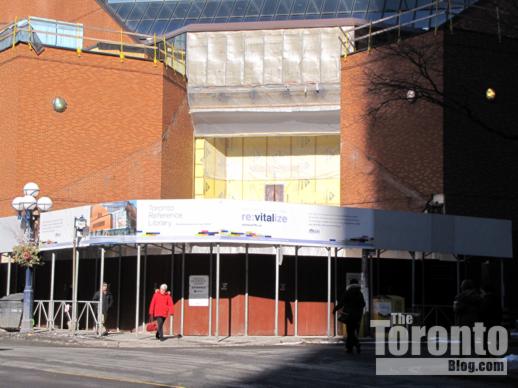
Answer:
[{"left": 0, "top": 340, "right": 515, "bottom": 387}]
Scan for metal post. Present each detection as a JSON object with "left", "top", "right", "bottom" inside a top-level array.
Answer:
[
  {"left": 71, "top": 235, "right": 77, "bottom": 334},
  {"left": 500, "top": 260, "right": 505, "bottom": 311},
  {"left": 334, "top": 248, "right": 338, "bottom": 336},
  {"left": 135, "top": 245, "right": 141, "bottom": 336},
  {"left": 411, "top": 251, "right": 415, "bottom": 311},
  {"left": 142, "top": 246, "right": 147, "bottom": 328},
  {"left": 97, "top": 248, "right": 105, "bottom": 336},
  {"left": 20, "top": 267, "right": 33, "bottom": 332},
  {"left": 456, "top": 255, "right": 460, "bottom": 294},
  {"left": 6, "top": 254, "right": 11, "bottom": 296},
  {"left": 244, "top": 245, "right": 249, "bottom": 337},
  {"left": 174, "top": 244, "right": 178, "bottom": 336},
  {"left": 274, "top": 246, "right": 280, "bottom": 336},
  {"left": 361, "top": 249, "right": 370, "bottom": 335},
  {"left": 116, "top": 248, "right": 121, "bottom": 332},
  {"left": 208, "top": 244, "right": 213, "bottom": 336},
  {"left": 72, "top": 249, "right": 80, "bottom": 333},
  {"left": 294, "top": 246, "right": 298, "bottom": 337},
  {"left": 180, "top": 244, "right": 185, "bottom": 336},
  {"left": 421, "top": 252, "right": 425, "bottom": 314},
  {"left": 20, "top": 209, "right": 35, "bottom": 333},
  {"left": 117, "top": 247, "right": 122, "bottom": 333},
  {"left": 215, "top": 243, "right": 220, "bottom": 337},
  {"left": 49, "top": 253, "right": 56, "bottom": 330},
  {"left": 327, "top": 248, "right": 331, "bottom": 337}
]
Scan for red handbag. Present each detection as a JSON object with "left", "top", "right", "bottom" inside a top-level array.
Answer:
[{"left": 146, "top": 321, "right": 157, "bottom": 332}]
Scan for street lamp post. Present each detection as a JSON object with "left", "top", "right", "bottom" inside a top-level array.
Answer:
[
  {"left": 70, "top": 215, "right": 87, "bottom": 334},
  {"left": 11, "top": 182, "right": 53, "bottom": 333}
]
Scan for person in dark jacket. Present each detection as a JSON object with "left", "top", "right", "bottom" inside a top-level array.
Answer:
[
  {"left": 453, "top": 279, "right": 482, "bottom": 327},
  {"left": 92, "top": 282, "right": 114, "bottom": 335},
  {"left": 149, "top": 283, "right": 174, "bottom": 341},
  {"left": 333, "top": 279, "right": 366, "bottom": 353}
]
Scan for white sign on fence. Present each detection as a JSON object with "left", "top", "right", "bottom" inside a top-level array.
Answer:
[{"left": 189, "top": 275, "right": 209, "bottom": 307}]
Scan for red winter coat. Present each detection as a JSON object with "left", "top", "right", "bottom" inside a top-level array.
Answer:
[{"left": 149, "top": 290, "right": 174, "bottom": 318}]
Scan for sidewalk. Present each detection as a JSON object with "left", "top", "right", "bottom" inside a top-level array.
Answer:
[{"left": 0, "top": 329, "right": 344, "bottom": 348}]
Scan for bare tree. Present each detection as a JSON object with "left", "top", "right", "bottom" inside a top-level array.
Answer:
[{"left": 364, "top": 30, "right": 518, "bottom": 141}]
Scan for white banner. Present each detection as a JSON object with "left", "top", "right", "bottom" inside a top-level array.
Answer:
[{"left": 136, "top": 199, "right": 374, "bottom": 247}]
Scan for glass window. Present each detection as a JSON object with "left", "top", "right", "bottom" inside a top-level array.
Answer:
[
  {"left": 188, "top": 1, "right": 204, "bottom": 18},
  {"left": 246, "top": 0, "right": 264, "bottom": 16},
  {"left": 384, "top": 0, "right": 401, "bottom": 12},
  {"left": 259, "top": 15, "right": 274, "bottom": 21},
  {"left": 214, "top": 17, "right": 230, "bottom": 23},
  {"left": 202, "top": 0, "right": 220, "bottom": 17},
  {"left": 198, "top": 17, "right": 214, "bottom": 23},
  {"left": 144, "top": 2, "right": 163, "bottom": 19},
  {"left": 157, "top": 3, "right": 178, "bottom": 19},
  {"left": 243, "top": 16, "right": 259, "bottom": 21},
  {"left": 323, "top": 0, "right": 339, "bottom": 13},
  {"left": 290, "top": 14, "right": 306, "bottom": 19},
  {"left": 274, "top": 14, "right": 289, "bottom": 20},
  {"left": 174, "top": 1, "right": 193, "bottom": 18},
  {"left": 353, "top": 0, "right": 370, "bottom": 12},
  {"left": 217, "top": 0, "right": 236, "bottom": 17},
  {"left": 167, "top": 19, "right": 185, "bottom": 32},
  {"left": 125, "top": 19, "right": 140, "bottom": 31},
  {"left": 116, "top": 3, "right": 134, "bottom": 21},
  {"left": 127, "top": 2, "right": 149, "bottom": 21},
  {"left": 337, "top": 0, "right": 353, "bottom": 13},
  {"left": 292, "top": 0, "right": 309, "bottom": 14},
  {"left": 150, "top": 19, "right": 170, "bottom": 35},
  {"left": 368, "top": 0, "right": 385, "bottom": 12},
  {"left": 276, "top": 0, "right": 294, "bottom": 15},
  {"left": 306, "top": 0, "right": 324, "bottom": 14},
  {"left": 261, "top": 0, "right": 279, "bottom": 16},
  {"left": 228, "top": 16, "right": 244, "bottom": 22},
  {"left": 232, "top": 0, "right": 249, "bottom": 16},
  {"left": 136, "top": 19, "right": 154, "bottom": 35}
]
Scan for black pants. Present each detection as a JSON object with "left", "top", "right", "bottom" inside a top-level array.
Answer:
[
  {"left": 156, "top": 316, "right": 165, "bottom": 339},
  {"left": 346, "top": 319, "right": 360, "bottom": 350}
]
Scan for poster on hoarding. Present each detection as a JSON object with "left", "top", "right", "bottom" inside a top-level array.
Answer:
[
  {"left": 189, "top": 275, "right": 209, "bottom": 306},
  {"left": 39, "top": 205, "right": 91, "bottom": 248},
  {"left": 136, "top": 199, "right": 374, "bottom": 247},
  {"left": 39, "top": 201, "right": 137, "bottom": 249}
]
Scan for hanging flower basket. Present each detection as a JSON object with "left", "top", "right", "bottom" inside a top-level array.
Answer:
[{"left": 12, "top": 243, "right": 42, "bottom": 268}]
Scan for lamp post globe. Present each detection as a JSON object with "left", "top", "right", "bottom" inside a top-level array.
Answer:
[
  {"left": 23, "top": 182, "right": 40, "bottom": 197},
  {"left": 21, "top": 195, "right": 37, "bottom": 210},
  {"left": 12, "top": 196, "right": 24, "bottom": 212},
  {"left": 37, "top": 196, "right": 53, "bottom": 212}
]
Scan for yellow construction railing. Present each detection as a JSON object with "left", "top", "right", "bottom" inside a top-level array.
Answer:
[{"left": 0, "top": 16, "right": 186, "bottom": 76}]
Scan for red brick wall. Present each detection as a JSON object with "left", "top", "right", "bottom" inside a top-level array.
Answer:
[
  {"left": 161, "top": 68, "right": 194, "bottom": 199},
  {"left": 340, "top": 32, "right": 444, "bottom": 212},
  {"left": 0, "top": 45, "right": 193, "bottom": 216}
]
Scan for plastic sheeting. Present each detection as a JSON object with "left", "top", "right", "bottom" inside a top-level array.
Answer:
[{"left": 186, "top": 26, "right": 351, "bottom": 114}]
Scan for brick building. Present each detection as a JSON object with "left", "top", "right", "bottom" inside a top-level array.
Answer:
[{"left": 0, "top": 0, "right": 516, "bottom": 334}]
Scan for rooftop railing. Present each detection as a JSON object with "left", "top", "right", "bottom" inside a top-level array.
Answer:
[{"left": 0, "top": 16, "right": 186, "bottom": 76}]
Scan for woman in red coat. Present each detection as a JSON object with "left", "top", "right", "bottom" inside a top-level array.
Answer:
[{"left": 149, "top": 284, "right": 174, "bottom": 341}]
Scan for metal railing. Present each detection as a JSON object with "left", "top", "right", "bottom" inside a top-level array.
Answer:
[
  {"left": 0, "top": 16, "right": 186, "bottom": 75},
  {"left": 340, "top": 0, "right": 464, "bottom": 56},
  {"left": 34, "top": 300, "right": 100, "bottom": 332}
]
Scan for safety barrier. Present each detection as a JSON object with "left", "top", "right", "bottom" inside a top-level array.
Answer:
[
  {"left": 339, "top": 0, "right": 493, "bottom": 56},
  {"left": 34, "top": 300, "right": 100, "bottom": 332},
  {"left": 0, "top": 16, "right": 186, "bottom": 75}
]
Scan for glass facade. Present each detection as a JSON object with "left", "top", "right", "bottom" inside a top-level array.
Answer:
[{"left": 104, "top": 0, "right": 476, "bottom": 36}]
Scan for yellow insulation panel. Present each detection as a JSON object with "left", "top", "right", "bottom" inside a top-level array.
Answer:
[{"left": 196, "top": 135, "right": 340, "bottom": 206}]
